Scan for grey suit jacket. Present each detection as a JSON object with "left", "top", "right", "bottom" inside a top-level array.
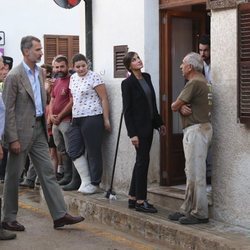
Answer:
[{"left": 3, "top": 63, "right": 47, "bottom": 151}]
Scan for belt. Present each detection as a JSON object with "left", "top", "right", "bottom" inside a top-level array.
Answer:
[{"left": 36, "top": 116, "right": 43, "bottom": 121}]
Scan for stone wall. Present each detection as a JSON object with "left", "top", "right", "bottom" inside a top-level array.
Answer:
[{"left": 211, "top": 8, "right": 250, "bottom": 229}]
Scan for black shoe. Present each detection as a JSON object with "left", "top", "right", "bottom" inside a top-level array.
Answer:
[
  {"left": 19, "top": 180, "right": 35, "bottom": 189},
  {"left": 0, "top": 176, "right": 4, "bottom": 183},
  {"left": 168, "top": 212, "right": 185, "bottom": 221},
  {"left": 62, "top": 179, "right": 81, "bottom": 191},
  {"left": 56, "top": 173, "right": 64, "bottom": 181},
  {"left": 179, "top": 215, "right": 209, "bottom": 225},
  {"left": 57, "top": 176, "right": 71, "bottom": 186},
  {"left": 135, "top": 200, "right": 157, "bottom": 213},
  {"left": 128, "top": 199, "right": 136, "bottom": 209},
  {"left": 0, "top": 229, "right": 16, "bottom": 240},
  {"left": 62, "top": 169, "right": 81, "bottom": 191}
]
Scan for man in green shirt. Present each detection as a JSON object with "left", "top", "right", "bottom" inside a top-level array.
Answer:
[{"left": 169, "top": 52, "right": 212, "bottom": 224}]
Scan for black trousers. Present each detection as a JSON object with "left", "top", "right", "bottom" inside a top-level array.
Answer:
[
  {"left": 66, "top": 115, "right": 104, "bottom": 185},
  {"left": 128, "top": 132, "right": 153, "bottom": 200}
]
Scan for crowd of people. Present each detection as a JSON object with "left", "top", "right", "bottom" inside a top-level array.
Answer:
[{"left": 0, "top": 33, "right": 212, "bottom": 240}]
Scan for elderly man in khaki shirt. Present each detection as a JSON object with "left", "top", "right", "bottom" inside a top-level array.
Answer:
[{"left": 169, "top": 52, "right": 212, "bottom": 225}]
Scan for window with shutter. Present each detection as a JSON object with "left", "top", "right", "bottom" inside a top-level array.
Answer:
[
  {"left": 44, "top": 35, "right": 79, "bottom": 67},
  {"left": 238, "top": 3, "right": 250, "bottom": 123},
  {"left": 114, "top": 45, "right": 128, "bottom": 78}
]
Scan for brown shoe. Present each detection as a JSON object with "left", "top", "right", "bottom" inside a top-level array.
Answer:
[
  {"left": 53, "top": 213, "right": 84, "bottom": 229},
  {"left": 2, "top": 221, "right": 25, "bottom": 231}
]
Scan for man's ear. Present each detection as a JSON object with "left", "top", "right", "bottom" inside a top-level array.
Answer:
[{"left": 23, "top": 48, "right": 30, "bottom": 57}]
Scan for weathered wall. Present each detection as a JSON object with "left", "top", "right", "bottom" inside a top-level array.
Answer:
[{"left": 211, "top": 8, "right": 250, "bottom": 229}]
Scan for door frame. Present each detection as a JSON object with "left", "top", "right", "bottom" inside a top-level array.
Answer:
[{"left": 160, "top": 10, "right": 206, "bottom": 186}]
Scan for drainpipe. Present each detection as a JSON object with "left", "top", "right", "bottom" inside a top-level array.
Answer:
[{"left": 84, "top": 0, "right": 93, "bottom": 69}]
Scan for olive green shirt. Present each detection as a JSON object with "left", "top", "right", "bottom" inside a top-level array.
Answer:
[{"left": 178, "top": 76, "right": 212, "bottom": 129}]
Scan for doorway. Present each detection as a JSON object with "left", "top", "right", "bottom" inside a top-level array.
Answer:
[{"left": 160, "top": 4, "right": 210, "bottom": 186}]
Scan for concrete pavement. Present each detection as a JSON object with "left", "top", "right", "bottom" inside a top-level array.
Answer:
[
  {"left": 1, "top": 184, "right": 250, "bottom": 249},
  {"left": 60, "top": 189, "right": 250, "bottom": 250}
]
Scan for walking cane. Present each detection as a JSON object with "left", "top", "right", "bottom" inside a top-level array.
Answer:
[{"left": 105, "top": 111, "right": 123, "bottom": 200}]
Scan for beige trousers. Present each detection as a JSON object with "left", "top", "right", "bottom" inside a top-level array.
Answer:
[{"left": 180, "top": 123, "right": 212, "bottom": 219}]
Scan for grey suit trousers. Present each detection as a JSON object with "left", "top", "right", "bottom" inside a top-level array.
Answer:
[{"left": 3, "top": 120, "right": 67, "bottom": 222}]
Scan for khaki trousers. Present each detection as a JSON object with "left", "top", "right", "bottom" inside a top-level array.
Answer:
[{"left": 180, "top": 122, "right": 212, "bottom": 219}]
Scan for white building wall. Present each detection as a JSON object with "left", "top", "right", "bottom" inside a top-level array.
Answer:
[
  {"left": 211, "top": 9, "right": 250, "bottom": 229},
  {"left": 87, "top": 0, "right": 161, "bottom": 193},
  {"left": 0, "top": 0, "right": 83, "bottom": 66},
  {"left": 0, "top": 0, "right": 160, "bottom": 195}
]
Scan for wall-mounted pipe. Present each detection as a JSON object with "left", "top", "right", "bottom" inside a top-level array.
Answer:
[{"left": 84, "top": 0, "right": 93, "bottom": 69}]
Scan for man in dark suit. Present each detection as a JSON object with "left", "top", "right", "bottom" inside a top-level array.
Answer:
[{"left": 2, "top": 36, "right": 84, "bottom": 231}]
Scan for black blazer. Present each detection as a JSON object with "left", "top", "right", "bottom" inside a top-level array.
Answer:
[{"left": 121, "top": 72, "right": 163, "bottom": 138}]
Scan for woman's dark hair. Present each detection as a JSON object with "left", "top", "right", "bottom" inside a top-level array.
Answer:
[
  {"left": 123, "top": 51, "right": 136, "bottom": 72},
  {"left": 72, "top": 53, "right": 88, "bottom": 66}
]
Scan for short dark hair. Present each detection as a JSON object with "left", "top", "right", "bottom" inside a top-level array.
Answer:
[
  {"left": 72, "top": 53, "right": 88, "bottom": 66},
  {"left": 199, "top": 34, "right": 210, "bottom": 47},
  {"left": 2, "top": 56, "right": 13, "bottom": 70},
  {"left": 41, "top": 64, "right": 53, "bottom": 78},
  {"left": 123, "top": 51, "right": 137, "bottom": 72},
  {"left": 54, "top": 55, "right": 68, "bottom": 65},
  {"left": 20, "top": 36, "right": 40, "bottom": 54}
]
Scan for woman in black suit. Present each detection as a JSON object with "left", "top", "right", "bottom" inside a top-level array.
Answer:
[{"left": 121, "top": 51, "right": 166, "bottom": 213}]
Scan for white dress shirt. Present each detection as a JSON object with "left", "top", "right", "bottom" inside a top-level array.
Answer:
[{"left": 203, "top": 61, "right": 211, "bottom": 83}]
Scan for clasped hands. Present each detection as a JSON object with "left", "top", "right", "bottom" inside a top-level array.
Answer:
[
  {"left": 50, "top": 114, "right": 61, "bottom": 125},
  {"left": 180, "top": 104, "right": 192, "bottom": 116}
]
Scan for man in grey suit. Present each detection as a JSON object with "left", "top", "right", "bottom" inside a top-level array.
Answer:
[{"left": 1, "top": 36, "right": 84, "bottom": 231}]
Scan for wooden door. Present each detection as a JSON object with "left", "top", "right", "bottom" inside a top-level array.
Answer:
[{"left": 160, "top": 10, "right": 205, "bottom": 186}]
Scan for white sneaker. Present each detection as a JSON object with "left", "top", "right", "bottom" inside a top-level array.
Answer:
[{"left": 78, "top": 184, "right": 98, "bottom": 194}]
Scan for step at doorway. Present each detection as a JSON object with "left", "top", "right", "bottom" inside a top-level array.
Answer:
[{"left": 147, "top": 184, "right": 212, "bottom": 212}]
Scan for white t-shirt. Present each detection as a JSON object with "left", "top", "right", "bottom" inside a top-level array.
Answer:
[{"left": 69, "top": 70, "right": 104, "bottom": 118}]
